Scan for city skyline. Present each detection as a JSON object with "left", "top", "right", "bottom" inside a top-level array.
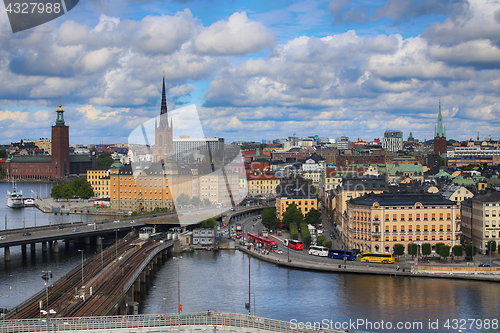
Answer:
[{"left": 0, "top": 0, "right": 499, "bottom": 144}]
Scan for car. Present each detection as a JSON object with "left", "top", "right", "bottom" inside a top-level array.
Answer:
[
  {"left": 0, "top": 236, "right": 5, "bottom": 240},
  {"left": 72, "top": 228, "right": 78, "bottom": 232},
  {"left": 130, "top": 220, "right": 136, "bottom": 224},
  {"left": 276, "top": 250, "right": 283, "bottom": 254},
  {"left": 230, "top": 208, "right": 235, "bottom": 211},
  {"left": 253, "top": 218, "right": 257, "bottom": 221},
  {"left": 23, "top": 232, "right": 31, "bottom": 236},
  {"left": 56, "top": 225, "right": 64, "bottom": 229},
  {"left": 113, "top": 219, "right": 120, "bottom": 223},
  {"left": 479, "top": 262, "right": 491, "bottom": 267},
  {"left": 152, "top": 215, "right": 157, "bottom": 217},
  {"left": 257, "top": 215, "right": 261, "bottom": 219}
]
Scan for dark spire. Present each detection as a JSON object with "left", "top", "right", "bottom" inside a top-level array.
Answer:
[{"left": 161, "top": 75, "right": 167, "bottom": 116}]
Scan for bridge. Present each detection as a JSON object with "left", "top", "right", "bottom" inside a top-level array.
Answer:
[{"left": 0, "top": 312, "right": 354, "bottom": 333}]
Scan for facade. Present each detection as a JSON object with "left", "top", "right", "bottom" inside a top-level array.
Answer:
[
  {"left": 382, "top": 130, "right": 403, "bottom": 152},
  {"left": 386, "top": 163, "right": 424, "bottom": 183},
  {"left": 337, "top": 136, "right": 351, "bottom": 150},
  {"left": 347, "top": 193, "right": 461, "bottom": 253},
  {"left": 173, "top": 137, "right": 225, "bottom": 163},
  {"left": 275, "top": 178, "right": 317, "bottom": 219},
  {"left": 246, "top": 171, "right": 280, "bottom": 196},
  {"left": 434, "top": 100, "right": 447, "bottom": 156},
  {"left": 193, "top": 228, "right": 217, "bottom": 245},
  {"left": 461, "top": 189, "right": 500, "bottom": 253},
  {"left": 441, "top": 184, "right": 474, "bottom": 203},
  {"left": 87, "top": 166, "right": 110, "bottom": 198},
  {"left": 271, "top": 146, "right": 315, "bottom": 162}
]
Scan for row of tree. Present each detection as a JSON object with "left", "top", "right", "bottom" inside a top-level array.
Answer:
[
  {"left": 392, "top": 243, "right": 479, "bottom": 261},
  {"left": 175, "top": 193, "right": 212, "bottom": 209},
  {"left": 51, "top": 178, "right": 94, "bottom": 199}
]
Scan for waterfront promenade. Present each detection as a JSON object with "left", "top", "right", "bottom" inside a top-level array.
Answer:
[{"left": 238, "top": 241, "right": 500, "bottom": 282}]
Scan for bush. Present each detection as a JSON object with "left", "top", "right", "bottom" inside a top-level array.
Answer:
[
  {"left": 435, "top": 243, "right": 445, "bottom": 257},
  {"left": 300, "top": 223, "right": 311, "bottom": 248},
  {"left": 289, "top": 223, "right": 299, "bottom": 240},
  {"left": 439, "top": 245, "right": 451, "bottom": 260},
  {"left": 407, "top": 243, "right": 417, "bottom": 257},
  {"left": 453, "top": 245, "right": 463, "bottom": 258},
  {"left": 317, "top": 235, "right": 327, "bottom": 247},
  {"left": 465, "top": 244, "right": 477, "bottom": 257}
]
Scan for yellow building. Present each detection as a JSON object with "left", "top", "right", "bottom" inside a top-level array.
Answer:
[
  {"left": 35, "top": 139, "right": 52, "bottom": 155},
  {"left": 275, "top": 178, "right": 317, "bottom": 219},
  {"left": 247, "top": 171, "right": 280, "bottom": 196},
  {"left": 86, "top": 166, "right": 110, "bottom": 198},
  {"left": 347, "top": 193, "right": 461, "bottom": 254}
]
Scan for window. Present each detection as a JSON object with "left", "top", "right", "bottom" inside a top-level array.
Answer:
[
  {"left": 424, "top": 225, "right": 428, "bottom": 231},
  {"left": 439, "top": 213, "right": 444, "bottom": 221},
  {"left": 447, "top": 225, "right": 451, "bottom": 231},
  {"left": 432, "top": 225, "right": 436, "bottom": 232},
  {"left": 447, "top": 213, "right": 451, "bottom": 220},
  {"left": 393, "top": 225, "right": 397, "bottom": 232},
  {"left": 393, "top": 214, "right": 397, "bottom": 221},
  {"left": 424, "top": 213, "right": 428, "bottom": 221},
  {"left": 409, "top": 214, "right": 413, "bottom": 221},
  {"left": 439, "top": 225, "right": 444, "bottom": 232},
  {"left": 416, "top": 213, "right": 420, "bottom": 221},
  {"left": 393, "top": 236, "right": 397, "bottom": 241},
  {"left": 401, "top": 214, "right": 405, "bottom": 221},
  {"left": 431, "top": 213, "right": 436, "bottom": 221},
  {"left": 400, "top": 225, "right": 405, "bottom": 232},
  {"left": 416, "top": 225, "right": 421, "bottom": 231},
  {"left": 385, "top": 226, "right": 389, "bottom": 232},
  {"left": 401, "top": 236, "right": 405, "bottom": 241},
  {"left": 385, "top": 214, "right": 389, "bottom": 221}
]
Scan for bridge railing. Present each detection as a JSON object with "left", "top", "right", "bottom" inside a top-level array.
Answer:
[{"left": 0, "top": 311, "right": 363, "bottom": 333}]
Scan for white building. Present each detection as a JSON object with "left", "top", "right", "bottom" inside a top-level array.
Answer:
[{"left": 382, "top": 130, "right": 403, "bottom": 152}]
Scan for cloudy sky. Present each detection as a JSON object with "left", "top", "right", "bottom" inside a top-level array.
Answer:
[{"left": 0, "top": 0, "right": 499, "bottom": 145}]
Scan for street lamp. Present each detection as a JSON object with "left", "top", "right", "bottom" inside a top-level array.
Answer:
[
  {"left": 78, "top": 250, "right": 84, "bottom": 288},
  {"left": 41, "top": 271, "right": 54, "bottom": 331}
]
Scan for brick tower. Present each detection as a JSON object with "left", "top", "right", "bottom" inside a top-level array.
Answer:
[
  {"left": 154, "top": 77, "right": 174, "bottom": 163},
  {"left": 51, "top": 100, "right": 70, "bottom": 178}
]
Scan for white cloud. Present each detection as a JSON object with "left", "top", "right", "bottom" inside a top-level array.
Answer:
[
  {"left": 194, "top": 12, "right": 274, "bottom": 55},
  {"left": 76, "top": 105, "right": 118, "bottom": 120},
  {"left": 169, "top": 84, "right": 196, "bottom": 96}
]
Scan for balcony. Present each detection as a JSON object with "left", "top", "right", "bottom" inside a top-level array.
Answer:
[
  {"left": 372, "top": 231, "right": 381, "bottom": 236},
  {"left": 372, "top": 220, "right": 380, "bottom": 225},
  {"left": 455, "top": 230, "right": 462, "bottom": 235}
]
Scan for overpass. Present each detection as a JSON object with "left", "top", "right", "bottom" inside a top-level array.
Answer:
[{"left": 0, "top": 312, "right": 358, "bottom": 333}]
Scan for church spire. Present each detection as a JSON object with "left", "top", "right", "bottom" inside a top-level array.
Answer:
[
  {"left": 161, "top": 75, "right": 168, "bottom": 116},
  {"left": 436, "top": 98, "right": 444, "bottom": 137}
]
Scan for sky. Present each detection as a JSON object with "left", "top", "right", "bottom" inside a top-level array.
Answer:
[{"left": 0, "top": 0, "right": 499, "bottom": 145}]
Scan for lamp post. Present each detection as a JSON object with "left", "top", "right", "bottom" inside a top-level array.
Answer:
[
  {"left": 78, "top": 250, "right": 84, "bottom": 288},
  {"left": 251, "top": 292, "right": 256, "bottom": 316},
  {"left": 41, "top": 271, "right": 52, "bottom": 331}
]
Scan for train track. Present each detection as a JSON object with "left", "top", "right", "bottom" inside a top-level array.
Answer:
[{"left": 6, "top": 236, "right": 169, "bottom": 319}]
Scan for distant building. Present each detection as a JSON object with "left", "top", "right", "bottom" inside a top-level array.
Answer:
[
  {"left": 86, "top": 166, "right": 110, "bottom": 198},
  {"left": 461, "top": 189, "right": 500, "bottom": 253},
  {"left": 275, "top": 178, "right": 317, "bottom": 220},
  {"left": 337, "top": 136, "right": 351, "bottom": 150},
  {"left": 382, "top": 130, "right": 403, "bottom": 152},
  {"left": 193, "top": 228, "right": 217, "bottom": 245}
]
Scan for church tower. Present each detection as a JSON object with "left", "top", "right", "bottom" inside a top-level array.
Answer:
[
  {"left": 433, "top": 99, "right": 447, "bottom": 156},
  {"left": 51, "top": 100, "right": 70, "bottom": 178},
  {"left": 154, "top": 77, "right": 174, "bottom": 163}
]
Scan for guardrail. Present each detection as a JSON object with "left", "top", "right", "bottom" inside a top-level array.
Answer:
[{"left": 0, "top": 311, "right": 363, "bottom": 333}]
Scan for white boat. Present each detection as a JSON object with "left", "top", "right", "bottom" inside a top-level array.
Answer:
[
  {"left": 7, "top": 181, "right": 24, "bottom": 208},
  {"left": 24, "top": 198, "right": 35, "bottom": 206}
]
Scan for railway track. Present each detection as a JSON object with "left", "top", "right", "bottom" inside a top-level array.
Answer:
[{"left": 5, "top": 235, "right": 169, "bottom": 319}]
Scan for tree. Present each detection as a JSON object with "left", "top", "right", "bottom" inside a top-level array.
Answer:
[
  {"left": 300, "top": 223, "right": 311, "bottom": 248},
  {"left": 289, "top": 223, "right": 299, "bottom": 240},
  {"left": 0, "top": 149, "right": 6, "bottom": 158},
  {"left": 487, "top": 240, "right": 497, "bottom": 254},
  {"left": 304, "top": 208, "right": 321, "bottom": 226},
  {"left": 200, "top": 218, "right": 216, "bottom": 229},
  {"left": 281, "top": 203, "right": 303, "bottom": 228},
  {"left": 261, "top": 208, "right": 280, "bottom": 231},
  {"left": 97, "top": 152, "right": 114, "bottom": 166},
  {"left": 422, "top": 243, "right": 432, "bottom": 257},
  {"left": 453, "top": 245, "right": 463, "bottom": 258},
  {"left": 465, "top": 244, "right": 477, "bottom": 257},
  {"left": 393, "top": 244, "right": 405, "bottom": 257},
  {"left": 407, "top": 243, "right": 417, "bottom": 258},
  {"left": 190, "top": 196, "right": 201, "bottom": 207},
  {"left": 317, "top": 235, "right": 327, "bottom": 247},
  {"left": 72, "top": 178, "right": 94, "bottom": 199},
  {"left": 435, "top": 243, "right": 445, "bottom": 258},
  {"left": 202, "top": 198, "right": 212, "bottom": 207},
  {"left": 176, "top": 193, "right": 190, "bottom": 208},
  {"left": 323, "top": 240, "right": 332, "bottom": 249},
  {"left": 439, "top": 245, "right": 451, "bottom": 261}
]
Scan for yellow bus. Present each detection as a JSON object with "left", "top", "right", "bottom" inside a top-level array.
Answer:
[{"left": 360, "top": 252, "right": 395, "bottom": 264}]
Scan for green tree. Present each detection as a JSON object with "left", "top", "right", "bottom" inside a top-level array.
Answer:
[
  {"left": 97, "top": 152, "right": 114, "bottom": 166},
  {"left": 393, "top": 244, "right": 405, "bottom": 257},
  {"left": 0, "top": 149, "right": 6, "bottom": 158},
  {"left": 0, "top": 167, "right": 6, "bottom": 179},
  {"left": 465, "top": 244, "right": 477, "bottom": 257},
  {"left": 317, "top": 235, "right": 327, "bottom": 247},
  {"left": 304, "top": 208, "right": 321, "bottom": 226},
  {"left": 453, "top": 245, "right": 463, "bottom": 258},
  {"left": 439, "top": 245, "right": 451, "bottom": 261},
  {"left": 202, "top": 198, "right": 212, "bottom": 207},
  {"left": 487, "top": 240, "right": 497, "bottom": 254},
  {"left": 200, "top": 218, "right": 216, "bottom": 229},
  {"left": 176, "top": 193, "right": 190, "bottom": 208},
  {"left": 407, "top": 243, "right": 417, "bottom": 258},
  {"left": 422, "top": 243, "right": 432, "bottom": 257},
  {"left": 289, "top": 223, "right": 299, "bottom": 240},
  {"left": 323, "top": 240, "right": 332, "bottom": 249},
  {"left": 72, "top": 178, "right": 94, "bottom": 199},
  {"left": 282, "top": 203, "right": 303, "bottom": 229},
  {"left": 261, "top": 208, "right": 280, "bottom": 231},
  {"left": 435, "top": 243, "right": 445, "bottom": 258},
  {"left": 300, "top": 223, "right": 311, "bottom": 248},
  {"left": 190, "top": 196, "right": 201, "bottom": 207}
]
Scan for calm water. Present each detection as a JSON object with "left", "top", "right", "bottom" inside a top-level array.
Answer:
[{"left": 0, "top": 182, "right": 107, "bottom": 230}]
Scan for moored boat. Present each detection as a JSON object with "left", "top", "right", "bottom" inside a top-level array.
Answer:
[{"left": 7, "top": 181, "right": 24, "bottom": 208}]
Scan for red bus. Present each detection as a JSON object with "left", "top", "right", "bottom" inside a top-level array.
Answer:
[
  {"left": 284, "top": 239, "right": 303, "bottom": 250},
  {"left": 247, "top": 232, "right": 278, "bottom": 251},
  {"left": 235, "top": 223, "right": 242, "bottom": 236}
]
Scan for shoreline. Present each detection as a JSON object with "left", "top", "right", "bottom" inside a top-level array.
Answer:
[{"left": 237, "top": 245, "right": 500, "bottom": 282}]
